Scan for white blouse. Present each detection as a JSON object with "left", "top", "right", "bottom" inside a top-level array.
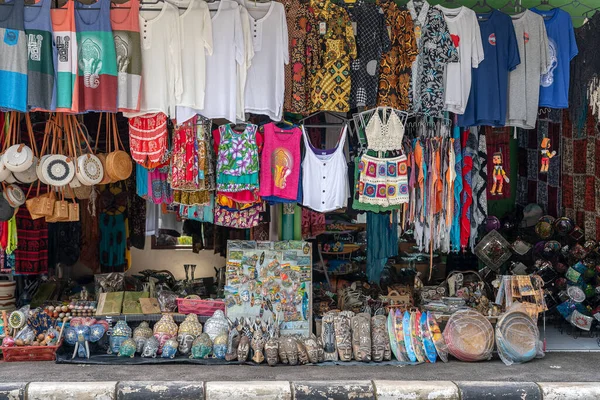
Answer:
[
  {"left": 242, "top": 0, "right": 288, "bottom": 121},
  {"left": 176, "top": 0, "right": 213, "bottom": 124},
  {"left": 127, "top": 2, "right": 183, "bottom": 118},
  {"left": 301, "top": 125, "right": 349, "bottom": 213},
  {"left": 202, "top": 0, "right": 244, "bottom": 122}
]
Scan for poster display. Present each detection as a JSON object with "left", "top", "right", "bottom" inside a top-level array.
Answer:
[{"left": 225, "top": 240, "right": 312, "bottom": 336}]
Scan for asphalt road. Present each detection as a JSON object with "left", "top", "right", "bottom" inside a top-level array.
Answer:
[{"left": 1, "top": 352, "right": 598, "bottom": 382}]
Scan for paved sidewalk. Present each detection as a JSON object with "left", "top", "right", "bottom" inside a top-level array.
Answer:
[{"left": 0, "top": 352, "right": 593, "bottom": 382}]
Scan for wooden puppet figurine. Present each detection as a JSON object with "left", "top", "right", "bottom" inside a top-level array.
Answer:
[
  {"left": 540, "top": 137, "right": 556, "bottom": 173},
  {"left": 490, "top": 151, "right": 509, "bottom": 195}
]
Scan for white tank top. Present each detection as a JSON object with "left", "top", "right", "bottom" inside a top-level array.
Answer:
[{"left": 301, "top": 125, "right": 349, "bottom": 213}]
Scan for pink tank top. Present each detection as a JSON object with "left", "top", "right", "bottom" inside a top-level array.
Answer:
[{"left": 259, "top": 122, "right": 301, "bottom": 201}]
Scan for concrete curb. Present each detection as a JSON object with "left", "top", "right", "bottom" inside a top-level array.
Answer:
[
  {"left": 5, "top": 380, "right": 600, "bottom": 399},
  {"left": 117, "top": 381, "right": 205, "bottom": 400},
  {"left": 28, "top": 381, "right": 117, "bottom": 400},
  {"left": 292, "top": 381, "right": 374, "bottom": 400},
  {"left": 456, "top": 381, "right": 542, "bottom": 400},
  {"left": 374, "top": 380, "right": 459, "bottom": 400},
  {"left": 206, "top": 381, "right": 291, "bottom": 400}
]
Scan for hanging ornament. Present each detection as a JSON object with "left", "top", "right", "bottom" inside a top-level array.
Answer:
[
  {"left": 540, "top": 137, "right": 557, "bottom": 173},
  {"left": 490, "top": 150, "right": 509, "bottom": 195}
]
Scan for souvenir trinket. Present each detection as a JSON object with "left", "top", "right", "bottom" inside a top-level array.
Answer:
[
  {"left": 265, "top": 337, "right": 279, "bottom": 366},
  {"left": 177, "top": 314, "right": 203, "bottom": 355},
  {"left": 411, "top": 311, "right": 427, "bottom": 362},
  {"left": 495, "top": 310, "right": 539, "bottom": 365},
  {"left": 334, "top": 311, "right": 353, "bottom": 361},
  {"left": 161, "top": 338, "right": 179, "bottom": 358},
  {"left": 153, "top": 314, "right": 178, "bottom": 336},
  {"left": 297, "top": 338, "right": 309, "bottom": 365},
  {"left": 141, "top": 336, "right": 160, "bottom": 358},
  {"left": 133, "top": 321, "right": 153, "bottom": 353},
  {"left": 490, "top": 151, "right": 509, "bottom": 195},
  {"left": 204, "top": 310, "right": 229, "bottom": 341},
  {"left": 371, "top": 315, "right": 387, "bottom": 362},
  {"left": 191, "top": 333, "right": 213, "bottom": 359},
  {"left": 539, "top": 137, "right": 556, "bottom": 173},
  {"left": 108, "top": 320, "right": 132, "bottom": 355},
  {"left": 443, "top": 309, "right": 494, "bottom": 362},
  {"left": 250, "top": 328, "right": 266, "bottom": 364},
  {"left": 303, "top": 335, "right": 319, "bottom": 364},
  {"left": 65, "top": 323, "right": 106, "bottom": 359},
  {"left": 279, "top": 336, "right": 298, "bottom": 366},
  {"left": 351, "top": 313, "right": 371, "bottom": 362},
  {"left": 237, "top": 335, "right": 250, "bottom": 361},
  {"left": 321, "top": 312, "right": 338, "bottom": 361},
  {"left": 393, "top": 309, "right": 409, "bottom": 362},
  {"left": 118, "top": 338, "right": 137, "bottom": 358},
  {"left": 213, "top": 333, "right": 228, "bottom": 359},
  {"left": 225, "top": 327, "right": 240, "bottom": 361}
]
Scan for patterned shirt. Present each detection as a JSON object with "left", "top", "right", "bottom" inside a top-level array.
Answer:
[
  {"left": 377, "top": 2, "right": 417, "bottom": 110},
  {"left": 408, "top": 0, "right": 457, "bottom": 117},
  {"left": 341, "top": 0, "right": 390, "bottom": 108},
  {"left": 309, "top": 0, "right": 357, "bottom": 112},
  {"left": 280, "top": 0, "right": 320, "bottom": 114}
]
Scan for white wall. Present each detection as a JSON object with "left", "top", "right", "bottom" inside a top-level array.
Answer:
[{"left": 128, "top": 237, "right": 225, "bottom": 280}]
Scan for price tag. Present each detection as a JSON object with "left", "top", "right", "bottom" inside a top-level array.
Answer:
[
  {"left": 352, "top": 21, "right": 357, "bottom": 36},
  {"left": 319, "top": 21, "right": 326, "bottom": 35},
  {"left": 387, "top": 25, "right": 391, "bottom": 39}
]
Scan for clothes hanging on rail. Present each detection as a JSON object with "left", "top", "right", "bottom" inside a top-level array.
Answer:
[
  {"left": 110, "top": 0, "right": 142, "bottom": 113},
  {"left": 0, "top": 0, "right": 27, "bottom": 112},
  {"left": 51, "top": 0, "right": 78, "bottom": 112},
  {"left": 24, "top": 0, "right": 56, "bottom": 112}
]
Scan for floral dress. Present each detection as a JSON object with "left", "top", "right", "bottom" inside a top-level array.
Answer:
[
  {"left": 281, "top": 0, "right": 320, "bottom": 114},
  {"left": 170, "top": 116, "right": 198, "bottom": 191},
  {"left": 340, "top": 0, "right": 391, "bottom": 108},
  {"left": 377, "top": 2, "right": 418, "bottom": 110},
  {"left": 407, "top": 0, "right": 457, "bottom": 117},
  {"left": 216, "top": 124, "right": 260, "bottom": 193},
  {"left": 309, "top": 0, "right": 357, "bottom": 112}
]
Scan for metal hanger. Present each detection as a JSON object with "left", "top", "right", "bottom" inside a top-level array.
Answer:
[
  {"left": 300, "top": 110, "right": 348, "bottom": 128},
  {"left": 497, "top": 0, "right": 520, "bottom": 14},
  {"left": 529, "top": 0, "right": 554, "bottom": 10},
  {"left": 473, "top": 0, "right": 493, "bottom": 13}
]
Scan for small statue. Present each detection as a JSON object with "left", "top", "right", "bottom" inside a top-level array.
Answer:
[
  {"left": 303, "top": 335, "right": 319, "bottom": 364},
  {"left": 65, "top": 323, "right": 106, "bottom": 359},
  {"left": 296, "top": 338, "right": 309, "bottom": 365},
  {"left": 490, "top": 151, "right": 510, "bottom": 195},
  {"left": 177, "top": 314, "right": 203, "bottom": 355},
  {"left": 225, "top": 328, "right": 240, "bottom": 361},
  {"left": 250, "top": 328, "right": 266, "bottom": 364},
  {"left": 334, "top": 312, "right": 353, "bottom": 361},
  {"left": 80, "top": 287, "right": 89, "bottom": 301},
  {"left": 213, "top": 333, "right": 228, "bottom": 359},
  {"left": 141, "top": 336, "right": 160, "bottom": 358},
  {"left": 118, "top": 338, "right": 137, "bottom": 358},
  {"left": 265, "top": 337, "right": 279, "bottom": 366},
  {"left": 133, "top": 321, "right": 153, "bottom": 354},
  {"left": 540, "top": 137, "right": 556, "bottom": 173},
  {"left": 204, "top": 310, "right": 229, "bottom": 341},
  {"left": 108, "top": 320, "right": 132, "bottom": 355},
  {"left": 351, "top": 313, "right": 371, "bottom": 362},
  {"left": 321, "top": 312, "right": 338, "bottom": 361},
  {"left": 280, "top": 336, "right": 298, "bottom": 366},
  {"left": 190, "top": 333, "right": 213, "bottom": 359},
  {"left": 371, "top": 315, "right": 387, "bottom": 362},
  {"left": 161, "top": 338, "right": 179, "bottom": 359},
  {"left": 237, "top": 335, "right": 250, "bottom": 361},
  {"left": 153, "top": 314, "right": 178, "bottom": 355}
]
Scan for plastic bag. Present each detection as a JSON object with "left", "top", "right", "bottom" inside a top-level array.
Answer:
[{"left": 495, "top": 302, "right": 544, "bottom": 366}]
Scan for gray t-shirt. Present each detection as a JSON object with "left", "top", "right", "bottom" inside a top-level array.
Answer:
[{"left": 506, "top": 10, "right": 550, "bottom": 129}]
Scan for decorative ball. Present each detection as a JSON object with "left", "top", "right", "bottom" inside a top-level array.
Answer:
[{"left": 555, "top": 278, "right": 567, "bottom": 290}]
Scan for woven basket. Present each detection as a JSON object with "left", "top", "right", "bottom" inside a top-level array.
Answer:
[{"left": 106, "top": 150, "right": 132, "bottom": 181}]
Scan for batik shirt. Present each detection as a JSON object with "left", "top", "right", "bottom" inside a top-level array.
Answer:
[
  {"left": 309, "top": 0, "right": 357, "bottom": 112},
  {"left": 408, "top": 0, "right": 457, "bottom": 117},
  {"left": 377, "top": 2, "right": 417, "bottom": 110},
  {"left": 341, "top": 0, "right": 390, "bottom": 108},
  {"left": 280, "top": 0, "right": 320, "bottom": 114}
]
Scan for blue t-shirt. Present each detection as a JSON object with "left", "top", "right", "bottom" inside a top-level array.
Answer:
[
  {"left": 459, "top": 10, "right": 520, "bottom": 127},
  {"left": 531, "top": 8, "right": 578, "bottom": 109}
]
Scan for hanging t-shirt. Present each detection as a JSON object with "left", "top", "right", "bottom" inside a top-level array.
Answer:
[
  {"left": 202, "top": 0, "right": 244, "bottom": 122},
  {"left": 24, "top": 0, "right": 56, "bottom": 111},
  {"left": 233, "top": 0, "right": 254, "bottom": 122},
  {"left": 126, "top": 2, "right": 182, "bottom": 118},
  {"left": 506, "top": 10, "right": 550, "bottom": 129},
  {"left": 459, "top": 10, "right": 520, "bottom": 127},
  {"left": 531, "top": 8, "right": 578, "bottom": 109},
  {"left": 110, "top": 0, "right": 143, "bottom": 113},
  {"left": 436, "top": 5, "right": 484, "bottom": 115},
  {"left": 75, "top": 0, "right": 118, "bottom": 112},
  {"left": 51, "top": 0, "right": 78, "bottom": 112},
  {"left": 175, "top": 0, "right": 213, "bottom": 124},
  {"left": 242, "top": 1, "right": 288, "bottom": 121},
  {"left": 259, "top": 123, "right": 301, "bottom": 201},
  {"left": 0, "top": 0, "right": 28, "bottom": 112}
]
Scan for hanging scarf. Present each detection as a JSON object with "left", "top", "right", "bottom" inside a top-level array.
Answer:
[{"left": 460, "top": 129, "right": 473, "bottom": 250}]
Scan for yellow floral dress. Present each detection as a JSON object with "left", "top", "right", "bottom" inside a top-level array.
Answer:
[{"left": 309, "top": 0, "right": 357, "bottom": 112}]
